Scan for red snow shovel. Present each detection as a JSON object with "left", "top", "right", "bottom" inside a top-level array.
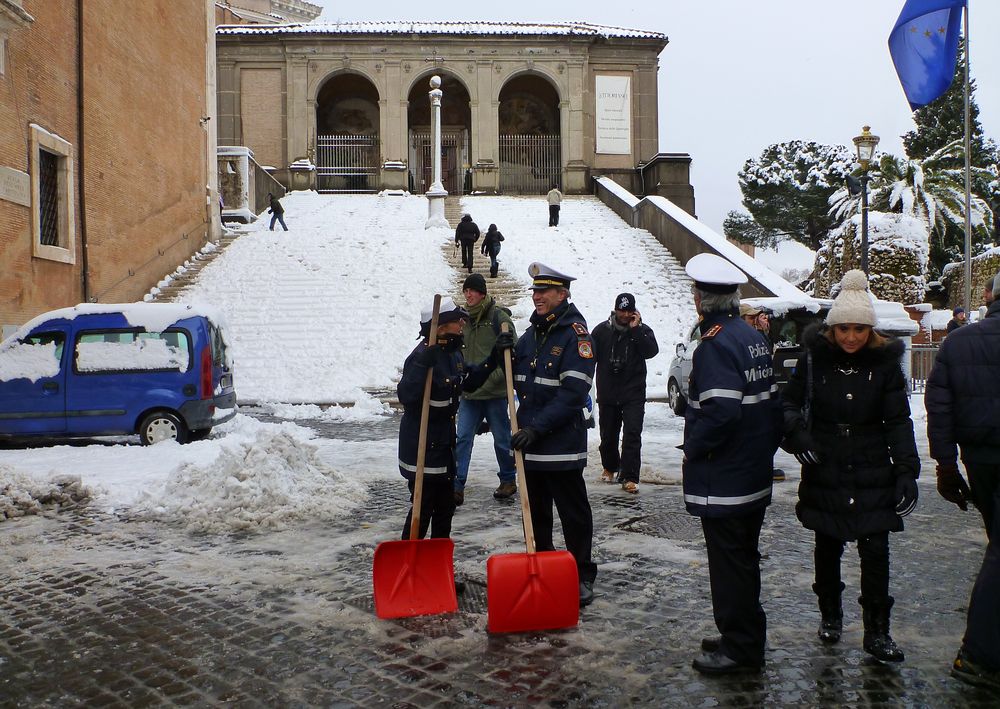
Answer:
[
  {"left": 373, "top": 294, "right": 458, "bottom": 619},
  {"left": 487, "top": 322, "right": 579, "bottom": 633}
]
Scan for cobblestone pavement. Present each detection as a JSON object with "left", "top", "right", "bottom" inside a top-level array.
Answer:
[{"left": 1, "top": 419, "right": 997, "bottom": 707}]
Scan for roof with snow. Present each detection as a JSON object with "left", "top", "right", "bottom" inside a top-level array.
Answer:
[{"left": 216, "top": 21, "right": 668, "bottom": 42}]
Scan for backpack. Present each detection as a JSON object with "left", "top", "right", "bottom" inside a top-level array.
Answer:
[{"left": 490, "top": 304, "right": 513, "bottom": 336}]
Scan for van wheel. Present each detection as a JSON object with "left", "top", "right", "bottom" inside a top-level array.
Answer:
[
  {"left": 667, "top": 379, "right": 687, "bottom": 416},
  {"left": 139, "top": 411, "right": 188, "bottom": 445},
  {"left": 188, "top": 427, "right": 212, "bottom": 442}
]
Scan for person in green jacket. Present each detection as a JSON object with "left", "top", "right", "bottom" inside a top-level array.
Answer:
[{"left": 454, "top": 273, "right": 518, "bottom": 505}]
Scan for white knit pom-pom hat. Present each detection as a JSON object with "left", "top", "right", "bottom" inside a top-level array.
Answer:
[{"left": 826, "top": 270, "right": 877, "bottom": 327}]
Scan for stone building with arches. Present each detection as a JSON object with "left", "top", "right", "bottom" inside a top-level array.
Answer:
[{"left": 215, "top": 21, "right": 684, "bottom": 198}]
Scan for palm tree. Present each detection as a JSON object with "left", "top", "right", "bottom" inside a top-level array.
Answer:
[{"left": 828, "top": 140, "right": 994, "bottom": 246}]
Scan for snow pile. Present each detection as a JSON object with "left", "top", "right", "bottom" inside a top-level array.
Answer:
[
  {"left": 0, "top": 467, "right": 91, "bottom": 519},
  {"left": 256, "top": 397, "right": 391, "bottom": 421},
  {"left": 133, "top": 416, "right": 366, "bottom": 533}
]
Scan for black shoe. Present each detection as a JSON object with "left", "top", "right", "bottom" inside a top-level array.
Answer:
[
  {"left": 692, "top": 650, "right": 762, "bottom": 675},
  {"left": 579, "top": 581, "right": 594, "bottom": 607},
  {"left": 453, "top": 490, "right": 464, "bottom": 507},
  {"left": 952, "top": 650, "right": 1000, "bottom": 690},
  {"left": 701, "top": 636, "right": 722, "bottom": 653},
  {"left": 455, "top": 580, "right": 466, "bottom": 596}
]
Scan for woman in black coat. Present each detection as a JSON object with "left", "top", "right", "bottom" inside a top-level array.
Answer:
[
  {"left": 781, "top": 270, "right": 919, "bottom": 663},
  {"left": 480, "top": 223, "right": 504, "bottom": 278}
]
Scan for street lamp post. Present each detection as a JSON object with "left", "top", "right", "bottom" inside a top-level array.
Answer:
[{"left": 852, "top": 125, "right": 880, "bottom": 275}]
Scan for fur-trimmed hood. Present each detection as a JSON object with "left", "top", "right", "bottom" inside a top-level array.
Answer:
[{"left": 801, "top": 322, "right": 905, "bottom": 367}]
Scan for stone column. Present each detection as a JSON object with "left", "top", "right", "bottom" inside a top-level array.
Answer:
[{"left": 425, "top": 75, "right": 449, "bottom": 229}]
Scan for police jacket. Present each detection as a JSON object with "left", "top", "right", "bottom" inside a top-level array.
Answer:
[
  {"left": 927, "top": 300, "right": 1000, "bottom": 466},
  {"left": 512, "top": 301, "right": 595, "bottom": 472},
  {"left": 783, "top": 326, "right": 918, "bottom": 541},
  {"left": 397, "top": 341, "right": 495, "bottom": 481},
  {"left": 682, "top": 309, "right": 781, "bottom": 518},
  {"left": 591, "top": 316, "right": 659, "bottom": 404}
]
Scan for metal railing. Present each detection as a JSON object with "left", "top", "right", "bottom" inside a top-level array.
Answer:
[
  {"left": 499, "top": 134, "right": 561, "bottom": 194},
  {"left": 408, "top": 130, "right": 469, "bottom": 194},
  {"left": 910, "top": 344, "right": 940, "bottom": 392},
  {"left": 316, "top": 134, "right": 379, "bottom": 193}
]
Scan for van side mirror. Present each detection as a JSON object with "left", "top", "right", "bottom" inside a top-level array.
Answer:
[{"left": 675, "top": 342, "right": 684, "bottom": 356}]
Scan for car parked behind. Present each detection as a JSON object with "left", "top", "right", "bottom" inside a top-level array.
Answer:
[{"left": 0, "top": 303, "right": 236, "bottom": 445}]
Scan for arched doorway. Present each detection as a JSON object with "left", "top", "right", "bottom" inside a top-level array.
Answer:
[
  {"left": 315, "top": 73, "right": 380, "bottom": 192},
  {"left": 407, "top": 74, "right": 471, "bottom": 194},
  {"left": 498, "top": 74, "right": 561, "bottom": 194}
]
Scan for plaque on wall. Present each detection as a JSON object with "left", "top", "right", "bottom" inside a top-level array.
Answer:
[
  {"left": 0, "top": 165, "right": 30, "bottom": 207},
  {"left": 595, "top": 75, "right": 631, "bottom": 155}
]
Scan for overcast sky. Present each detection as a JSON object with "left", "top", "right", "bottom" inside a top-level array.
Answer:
[{"left": 308, "top": 1, "right": 1000, "bottom": 233}]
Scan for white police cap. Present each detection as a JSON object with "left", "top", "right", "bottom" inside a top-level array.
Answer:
[
  {"left": 528, "top": 262, "right": 576, "bottom": 290},
  {"left": 420, "top": 296, "right": 468, "bottom": 325},
  {"left": 684, "top": 253, "right": 747, "bottom": 294}
]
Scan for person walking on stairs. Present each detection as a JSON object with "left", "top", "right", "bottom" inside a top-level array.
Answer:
[
  {"left": 455, "top": 214, "right": 480, "bottom": 273},
  {"left": 481, "top": 224, "right": 505, "bottom": 278}
]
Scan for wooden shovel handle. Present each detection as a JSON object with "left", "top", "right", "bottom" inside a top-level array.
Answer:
[
  {"left": 501, "top": 322, "right": 536, "bottom": 554},
  {"left": 409, "top": 294, "right": 441, "bottom": 541}
]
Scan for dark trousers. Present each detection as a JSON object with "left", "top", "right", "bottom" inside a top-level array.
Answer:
[
  {"left": 269, "top": 212, "right": 288, "bottom": 231},
  {"left": 963, "top": 463, "right": 1000, "bottom": 670},
  {"left": 459, "top": 240, "right": 475, "bottom": 269},
  {"left": 701, "top": 508, "right": 767, "bottom": 666},
  {"left": 548, "top": 204, "right": 560, "bottom": 226},
  {"left": 813, "top": 531, "right": 889, "bottom": 602},
  {"left": 597, "top": 399, "right": 645, "bottom": 483},
  {"left": 524, "top": 467, "right": 597, "bottom": 584},
  {"left": 401, "top": 474, "right": 456, "bottom": 540}
]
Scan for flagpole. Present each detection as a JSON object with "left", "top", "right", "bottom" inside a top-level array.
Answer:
[{"left": 963, "top": 2, "right": 972, "bottom": 315}]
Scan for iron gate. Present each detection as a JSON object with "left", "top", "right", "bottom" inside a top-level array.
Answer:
[
  {"left": 408, "top": 130, "right": 469, "bottom": 194},
  {"left": 316, "top": 134, "right": 379, "bottom": 193},
  {"left": 909, "top": 344, "right": 939, "bottom": 393},
  {"left": 499, "top": 134, "right": 561, "bottom": 194}
]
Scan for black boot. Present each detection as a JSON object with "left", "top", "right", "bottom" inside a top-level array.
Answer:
[
  {"left": 490, "top": 264, "right": 498, "bottom": 278},
  {"left": 814, "top": 583, "right": 843, "bottom": 644},
  {"left": 860, "top": 596, "right": 904, "bottom": 662}
]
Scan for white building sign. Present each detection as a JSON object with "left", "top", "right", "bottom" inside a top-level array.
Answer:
[
  {"left": 0, "top": 165, "right": 30, "bottom": 207},
  {"left": 595, "top": 75, "right": 631, "bottom": 155}
]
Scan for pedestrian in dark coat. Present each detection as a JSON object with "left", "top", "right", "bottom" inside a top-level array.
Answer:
[
  {"left": 480, "top": 224, "right": 505, "bottom": 278},
  {"left": 925, "top": 270, "right": 1000, "bottom": 689},
  {"left": 509, "top": 262, "right": 598, "bottom": 607},
  {"left": 396, "top": 297, "right": 503, "bottom": 542},
  {"left": 267, "top": 192, "right": 288, "bottom": 231},
  {"left": 591, "top": 292, "right": 659, "bottom": 493},
  {"left": 454, "top": 214, "right": 480, "bottom": 273},
  {"left": 781, "top": 270, "right": 919, "bottom": 664},
  {"left": 681, "top": 254, "right": 782, "bottom": 676},
  {"left": 946, "top": 306, "right": 967, "bottom": 334}
]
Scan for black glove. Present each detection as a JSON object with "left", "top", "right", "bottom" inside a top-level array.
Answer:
[
  {"left": 510, "top": 427, "right": 539, "bottom": 451},
  {"left": 476, "top": 420, "right": 491, "bottom": 435},
  {"left": 417, "top": 344, "right": 440, "bottom": 367},
  {"left": 494, "top": 331, "right": 514, "bottom": 352},
  {"left": 894, "top": 475, "right": 918, "bottom": 516},
  {"left": 936, "top": 462, "right": 971, "bottom": 511}
]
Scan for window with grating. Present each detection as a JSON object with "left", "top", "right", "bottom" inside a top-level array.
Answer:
[{"left": 38, "top": 148, "right": 59, "bottom": 246}]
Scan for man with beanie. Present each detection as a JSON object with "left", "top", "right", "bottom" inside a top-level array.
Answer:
[
  {"left": 510, "top": 262, "right": 598, "bottom": 607},
  {"left": 591, "top": 292, "right": 659, "bottom": 493},
  {"left": 455, "top": 273, "right": 518, "bottom": 505},
  {"left": 454, "top": 214, "right": 481, "bottom": 273},
  {"left": 681, "top": 253, "right": 782, "bottom": 675},
  {"left": 926, "top": 269, "right": 1000, "bottom": 690},
  {"left": 946, "top": 306, "right": 966, "bottom": 334}
]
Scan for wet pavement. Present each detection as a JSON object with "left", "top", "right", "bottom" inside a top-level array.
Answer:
[{"left": 1, "top": 415, "right": 997, "bottom": 707}]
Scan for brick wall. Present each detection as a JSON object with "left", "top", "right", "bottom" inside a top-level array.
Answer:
[
  {"left": 240, "top": 68, "right": 283, "bottom": 168},
  {"left": 82, "top": 0, "right": 210, "bottom": 305},
  {"left": 0, "top": 1, "right": 81, "bottom": 327}
]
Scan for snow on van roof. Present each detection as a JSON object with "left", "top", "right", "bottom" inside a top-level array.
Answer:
[
  {"left": 4, "top": 302, "right": 228, "bottom": 345},
  {"left": 742, "top": 295, "right": 919, "bottom": 336}
]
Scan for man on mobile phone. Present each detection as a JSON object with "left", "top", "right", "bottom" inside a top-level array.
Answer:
[{"left": 591, "top": 293, "right": 659, "bottom": 494}]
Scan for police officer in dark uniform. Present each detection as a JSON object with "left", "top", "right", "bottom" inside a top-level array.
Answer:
[
  {"left": 397, "top": 297, "right": 508, "bottom": 540},
  {"left": 509, "top": 263, "right": 599, "bottom": 606},
  {"left": 681, "top": 254, "right": 782, "bottom": 675}
]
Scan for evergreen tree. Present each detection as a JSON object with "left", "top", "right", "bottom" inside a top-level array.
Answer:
[{"left": 732, "top": 141, "right": 854, "bottom": 251}]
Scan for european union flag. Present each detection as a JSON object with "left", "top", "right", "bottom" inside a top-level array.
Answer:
[{"left": 888, "top": 0, "right": 966, "bottom": 110}]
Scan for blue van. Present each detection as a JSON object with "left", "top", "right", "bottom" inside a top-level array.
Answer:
[{"left": 0, "top": 303, "right": 236, "bottom": 445}]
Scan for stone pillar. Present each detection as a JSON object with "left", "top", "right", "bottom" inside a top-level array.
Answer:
[
  {"left": 425, "top": 76, "right": 449, "bottom": 229},
  {"left": 286, "top": 58, "right": 309, "bottom": 164},
  {"left": 472, "top": 60, "right": 498, "bottom": 194}
]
